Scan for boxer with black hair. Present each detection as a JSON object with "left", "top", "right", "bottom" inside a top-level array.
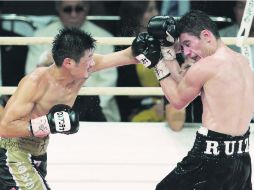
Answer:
[{"left": 0, "top": 27, "right": 139, "bottom": 190}]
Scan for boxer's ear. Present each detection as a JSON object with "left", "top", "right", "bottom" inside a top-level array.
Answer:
[
  {"left": 200, "top": 29, "right": 212, "bottom": 43},
  {"left": 62, "top": 58, "right": 74, "bottom": 69}
]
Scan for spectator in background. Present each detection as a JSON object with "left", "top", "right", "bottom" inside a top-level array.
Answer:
[
  {"left": 25, "top": 0, "right": 120, "bottom": 121},
  {"left": 0, "top": 2, "right": 28, "bottom": 87},
  {"left": 116, "top": 0, "right": 160, "bottom": 122},
  {"left": 219, "top": 0, "right": 254, "bottom": 67}
]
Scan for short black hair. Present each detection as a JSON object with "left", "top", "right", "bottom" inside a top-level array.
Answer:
[
  {"left": 176, "top": 10, "right": 220, "bottom": 39},
  {"left": 52, "top": 27, "right": 96, "bottom": 66}
]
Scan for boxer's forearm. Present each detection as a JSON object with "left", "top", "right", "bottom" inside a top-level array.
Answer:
[
  {"left": 160, "top": 77, "right": 183, "bottom": 109},
  {"left": 165, "top": 104, "right": 186, "bottom": 131},
  {"left": 165, "top": 59, "right": 183, "bottom": 83},
  {"left": 93, "top": 47, "right": 138, "bottom": 72},
  {"left": 0, "top": 119, "right": 31, "bottom": 138}
]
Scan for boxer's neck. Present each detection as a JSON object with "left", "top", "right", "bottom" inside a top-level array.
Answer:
[{"left": 49, "top": 64, "right": 76, "bottom": 87}]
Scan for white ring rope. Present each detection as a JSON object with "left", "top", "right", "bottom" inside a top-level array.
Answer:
[
  {"left": 237, "top": 0, "right": 254, "bottom": 40},
  {"left": 0, "top": 37, "right": 134, "bottom": 46},
  {"left": 0, "top": 37, "right": 254, "bottom": 45},
  {"left": 0, "top": 87, "right": 164, "bottom": 96},
  {"left": 236, "top": 0, "right": 254, "bottom": 69},
  {"left": 1, "top": 29, "right": 254, "bottom": 96}
]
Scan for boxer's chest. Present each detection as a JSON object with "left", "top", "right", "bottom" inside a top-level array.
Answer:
[{"left": 32, "top": 82, "right": 80, "bottom": 117}]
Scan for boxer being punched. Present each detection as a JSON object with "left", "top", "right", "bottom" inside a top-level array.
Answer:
[
  {"left": 0, "top": 28, "right": 139, "bottom": 190},
  {"left": 91, "top": 10, "right": 252, "bottom": 188},
  {"left": 88, "top": 10, "right": 253, "bottom": 189},
  {"left": 133, "top": 10, "right": 254, "bottom": 190}
]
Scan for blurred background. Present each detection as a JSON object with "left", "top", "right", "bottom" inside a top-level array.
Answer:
[{"left": 0, "top": 1, "right": 236, "bottom": 37}]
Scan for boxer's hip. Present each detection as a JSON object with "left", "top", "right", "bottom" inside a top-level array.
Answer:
[{"left": 0, "top": 136, "right": 49, "bottom": 156}]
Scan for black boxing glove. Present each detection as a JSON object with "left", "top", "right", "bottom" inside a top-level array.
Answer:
[
  {"left": 148, "top": 16, "right": 177, "bottom": 46},
  {"left": 132, "top": 32, "right": 171, "bottom": 80},
  {"left": 148, "top": 16, "right": 177, "bottom": 61},
  {"left": 131, "top": 32, "right": 161, "bottom": 68},
  {"left": 29, "top": 104, "right": 79, "bottom": 137}
]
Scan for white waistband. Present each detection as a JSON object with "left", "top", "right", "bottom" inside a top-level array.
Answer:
[{"left": 198, "top": 126, "right": 208, "bottom": 136}]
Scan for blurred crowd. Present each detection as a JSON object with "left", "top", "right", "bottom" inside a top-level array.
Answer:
[{"left": 0, "top": 0, "right": 252, "bottom": 131}]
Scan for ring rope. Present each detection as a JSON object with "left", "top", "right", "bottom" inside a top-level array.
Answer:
[
  {"left": 237, "top": 0, "right": 254, "bottom": 41},
  {"left": 0, "top": 37, "right": 254, "bottom": 45},
  {"left": 236, "top": 0, "right": 254, "bottom": 69},
  {"left": 0, "top": 37, "right": 134, "bottom": 46},
  {"left": 0, "top": 87, "right": 164, "bottom": 96}
]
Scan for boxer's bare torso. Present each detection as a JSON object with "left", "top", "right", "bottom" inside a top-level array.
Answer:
[
  {"left": 161, "top": 37, "right": 254, "bottom": 136},
  {"left": 199, "top": 46, "right": 254, "bottom": 135}
]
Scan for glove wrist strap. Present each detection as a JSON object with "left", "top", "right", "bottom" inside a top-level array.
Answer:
[
  {"left": 153, "top": 60, "right": 171, "bottom": 81},
  {"left": 161, "top": 46, "right": 176, "bottom": 61},
  {"left": 30, "top": 115, "right": 50, "bottom": 138},
  {"left": 135, "top": 54, "right": 152, "bottom": 68}
]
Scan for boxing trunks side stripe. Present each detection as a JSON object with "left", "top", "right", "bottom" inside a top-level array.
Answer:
[
  {"left": 0, "top": 136, "right": 49, "bottom": 156},
  {"left": 0, "top": 148, "right": 50, "bottom": 190}
]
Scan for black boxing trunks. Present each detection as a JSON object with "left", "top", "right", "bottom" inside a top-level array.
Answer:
[{"left": 156, "top": 126, "right": 252, "bottom": 190}]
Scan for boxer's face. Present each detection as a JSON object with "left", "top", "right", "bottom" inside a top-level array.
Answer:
[
  {"left": 72, "top": 49, "right": 94, "bottom": 79},
  {"left": 179, "top": 33, "right": 203, "bottom": 62},
  {"left": 179, "top": 30, "right": 214, "bottom": 62}
]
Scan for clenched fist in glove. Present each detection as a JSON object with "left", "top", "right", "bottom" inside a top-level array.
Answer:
[
  {"left": 148, "top": 16, "right": 178, "bottom": 61},
  {"left": 29, "top": 104, "right": 79, "bottom": 137},
  {"left": 132, "top": 32, "right": 171, "bottom": 81},
  {"left": 131, "top": 32, "right": 161, "bottom": 68}
]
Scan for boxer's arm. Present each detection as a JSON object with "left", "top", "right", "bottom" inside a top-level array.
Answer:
[
  {"left": 0, "top": 76, "right": 38, "bottom": 137},
  {"left": 165, "top": 103, "right": 186, "bottom": 131},
  {"left": 160, "top": 59, "right": 208, "bottom": 109},
  {"left": 0, "top": 105, "right": 4, "bottom": 120},
  {"left": 93, "top": 47, "right": 139, "bottom": 72},
  {"left": 0, "top": 95, "right": 10, "bottom": 120},
  {"left": 168, "top": 57, "right": 195, "bottom": 83}
]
